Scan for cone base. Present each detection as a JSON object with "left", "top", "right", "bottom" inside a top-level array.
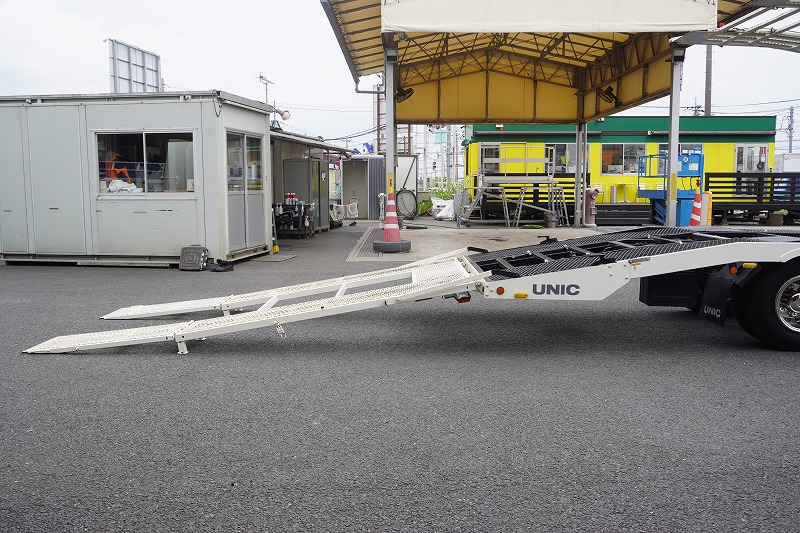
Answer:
[{"left": 372, "top": 240, "right": 412, "bottom": 253}]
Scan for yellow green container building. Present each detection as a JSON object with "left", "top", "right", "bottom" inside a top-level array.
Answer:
[{"left": 463, "top": 116, "right": 778, "bottom": 223}]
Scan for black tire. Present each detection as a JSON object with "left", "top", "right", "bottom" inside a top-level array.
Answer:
[
  {"left": 395, "top": 189, "right": 418, "bottom": 220},
  {"left": 743, "top": 261, "right": 800, "bottom": 350}
]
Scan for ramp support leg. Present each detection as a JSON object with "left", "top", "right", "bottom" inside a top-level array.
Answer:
[{"left": 177, "top": 340, "right": 189, "bottom": 355}]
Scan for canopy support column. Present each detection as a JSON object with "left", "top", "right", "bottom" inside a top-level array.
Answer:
[
  {"left": 573, "top": 121, "right": 586, "bottom": 227},
  {"left": 666, "top": 46, "right": 686, "bottom": 227},
  {"left": 384, "top": 44, "right": 397, "bottom": 192}
]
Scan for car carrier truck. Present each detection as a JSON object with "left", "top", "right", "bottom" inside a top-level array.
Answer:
[{"left": 23, "top": 226, "right": 800, "bottom": 354}]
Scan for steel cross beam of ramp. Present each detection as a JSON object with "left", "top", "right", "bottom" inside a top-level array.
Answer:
[
  {"left": 100, "top": 248, "right": 472, "bottom": 320},
  {"left": 24, "top": 254, "right": 486, "bottom": 355}
]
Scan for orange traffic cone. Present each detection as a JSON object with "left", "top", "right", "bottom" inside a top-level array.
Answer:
[
  {"left": 373, "top": 184, "right": 411, "bottom": 253},
  {"left": 689, "top": 186, "right": 702, "bottom": 226}
]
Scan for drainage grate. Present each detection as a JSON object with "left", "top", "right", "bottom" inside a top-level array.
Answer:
[{"left": 351, "top": 227, "right": 384, "bottom": 258}]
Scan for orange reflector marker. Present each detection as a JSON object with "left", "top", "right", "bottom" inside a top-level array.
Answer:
[
  {"left": 514, "top": 292, "right": 528, "bottom": 299},
  {"left": 729, "top": 266, "right": 738, "bottom": 275},
  {"left": 496, "top": 287, "right": 505, "bottom": 295},
  {"left": 742, "top": 262, "right": 757, "bottom": 269}
]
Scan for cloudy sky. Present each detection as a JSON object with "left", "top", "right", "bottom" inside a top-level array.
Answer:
[{"left": 1, "top": 0, "right": 799, "bottom": 152}]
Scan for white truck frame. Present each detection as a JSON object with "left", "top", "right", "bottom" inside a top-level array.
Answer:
[{"left": 24, "top": 227, "right": 800, "bottom": 354}]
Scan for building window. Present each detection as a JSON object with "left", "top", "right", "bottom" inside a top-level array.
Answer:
[
  {"left": 736, "top": 144, "right": 768, "bottom": 173},
  {"left": 246, "top": 136, "right": 263, "bottom": 190},
  {"left": 227, "top": 132, "right": 263, "bottom": 192},
  {"left": 546, "top": 143, "right": 584, "bottom": 173},
  {"left": 98, "top": 132, "right": 194, "bottom": 193},
  {"left": 656, "top": 143, "right": 702, "bottom": 175},
  {"left": 480, "top": 144, "right": 500, "bottom": 174},
  {"left": 601, "top": 143, "right": 644, "bottom": 174},
  {"left": 227, "top": 133, "right": 244, "bottom": 191},
  {"left": 734, "top": 144, "right": 769, "bottom": 196}
]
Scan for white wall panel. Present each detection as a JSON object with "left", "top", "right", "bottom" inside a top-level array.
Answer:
[
  {"left": 0, "top": 107, "right": 29, "bottom": 252},
  {"left": 28, "top": 106, "right": 86, "bottom": 254}
]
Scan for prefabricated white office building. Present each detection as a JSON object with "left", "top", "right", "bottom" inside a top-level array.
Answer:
[{"left": 0, "top": 91, "right": 281, "bottom": 264}]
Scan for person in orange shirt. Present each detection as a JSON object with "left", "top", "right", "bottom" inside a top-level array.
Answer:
[{"left": 106, "top": 150, "right": 131, "bottom": 183}]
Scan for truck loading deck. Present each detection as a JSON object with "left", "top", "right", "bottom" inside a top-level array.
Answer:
[{"left": 24, "top": 226, "right": 800, "bottom": 354}]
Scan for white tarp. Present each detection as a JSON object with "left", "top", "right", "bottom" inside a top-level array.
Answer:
[{"left": 381, "top": 0, "right": 718, "bottom": 34}]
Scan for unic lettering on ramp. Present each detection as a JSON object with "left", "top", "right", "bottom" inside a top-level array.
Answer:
[{"left": 24, "top": 253, "right": 485, "bottom": 355}]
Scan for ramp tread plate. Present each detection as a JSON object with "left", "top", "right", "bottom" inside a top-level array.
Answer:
[
  {"left": 487, "top": 257, "right": 601, "bottom": 279},
  {"left": 178, "top": 261, "right": 475, "bottom": 337},
  {"left": 470, "top": 228, "right": 679, "bottom": 261},
  {"left": 25, "top": 322, "right": 192, "bottom": 354},
  {"left": 471, "top": 227, "right": 800, "bottom": 264},
  {"left": 481, "top": 231, "right": 800, "bottom": 279},
  {"left": 26, "top": 259, "right": 479, "bottom": 353},
  {"left": 219, "top": 257, "right": 464, "bottom": 307},
  {"left": 105, "top": 257, "right": 460, "bottom": 318},
  {"left": 102, "top": 297, "right": 229, "bottom": 319},
  {"left": 222, "top": 261, "right": 421, "bottom": 306}
]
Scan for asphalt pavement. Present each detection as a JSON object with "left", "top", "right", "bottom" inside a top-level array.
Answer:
[{"left": 2, "top": 219, "right": 799, "bottom": 532}]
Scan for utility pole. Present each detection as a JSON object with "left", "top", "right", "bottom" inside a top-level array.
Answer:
[
  {"left": 259, "top": 74, "right": 272, "bottom": 111},
  {"left": 423, "top": 126, "right": 429, "bottom": 189},
  {"left": 790, "top": 106, "right": 795, "bottom": 154},
  {"left": 704, "top": 45, "right": 712, "bottom": 116},
  {"left": 446, "top": 125, "right": 452, "bottom": 185}
]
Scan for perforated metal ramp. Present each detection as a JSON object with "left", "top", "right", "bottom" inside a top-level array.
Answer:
[
  {"left": 102, "top": 248, "right": 470, "bottom": 320},
  {"left": 467, "top": 227, "right": 800, "bottom": 281},
  {"left": 25, "top": 255, "right": 484, "bottom": 354},
  {"left": 23, "top": 322, "right": 193, "bottom": 355}
]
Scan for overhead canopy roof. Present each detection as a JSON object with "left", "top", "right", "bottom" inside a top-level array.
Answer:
[{"left": 321, "top": 0, "right": 800, "bottom": 124}]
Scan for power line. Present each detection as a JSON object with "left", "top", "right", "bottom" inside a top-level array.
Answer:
[
  {"left": 710, "top": 97, "right": 800, "bottom": 108},
  {"left": 279, "top": 104, "right": 371, "bottom": 113},
  {"left": 641, "top": 97, "right": 800, "bottom": 111},
  {"left": 324, "top": 124, "right": 385, "bottom": 142},
  {"left": 710, "top": 107, "right": 792, "bottom": 116}
]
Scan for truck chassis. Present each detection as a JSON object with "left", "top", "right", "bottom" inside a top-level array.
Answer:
[{"left": 24, "top": 227, "right": 800, "bottom": 354}]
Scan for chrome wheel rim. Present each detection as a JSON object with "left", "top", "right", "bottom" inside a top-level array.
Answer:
[{"left": 776, "top": 275, "right": 800, "bottom": 333}]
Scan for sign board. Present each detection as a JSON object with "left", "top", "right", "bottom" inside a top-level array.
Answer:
[
  {"left": 381, "top": 0, "right": 718, "bottom": 34},
  {"left": 108, "top": 39, "right": 162, "bottom": 93}
]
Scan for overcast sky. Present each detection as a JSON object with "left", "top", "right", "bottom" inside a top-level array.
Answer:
[{"left": 2, "top": 0, "right": 799, "bottom": 152}]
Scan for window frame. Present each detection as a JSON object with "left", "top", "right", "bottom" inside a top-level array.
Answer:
[
  {"left": 601, "top": 143, "right": 645, "bottom": 175},
  {"left": 226, "top": 131, "right": 264, "bottom": 194},
  {"left": 735, "top": 143, "right": 769, "bottom": 173},
  {"left": 545, "top": 143, "right": 585, "bottom": 174},
  {"left": 96, "top": 129, "right": 197, "bottom": 196}
]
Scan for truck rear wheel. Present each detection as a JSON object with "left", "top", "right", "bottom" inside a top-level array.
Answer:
[
  {"left": 744, "top": 262, "right": 800, "bottom": 350},
  {"left": 732, "top": 285, "right": 760, "bottom": 341}
]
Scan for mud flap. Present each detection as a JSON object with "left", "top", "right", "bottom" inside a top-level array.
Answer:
[
  {"left": 700, "top": 264, "right": 761, "bottom": 325},
  {"left": 700, "top": 270, "right": 734, "bottom": 325}
]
